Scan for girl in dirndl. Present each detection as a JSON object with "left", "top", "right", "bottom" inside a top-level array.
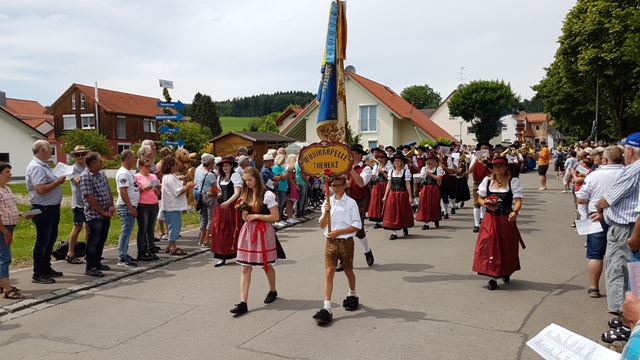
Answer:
[
  {"left": 210, "top": 155, "right": 242, "bottom": 267},
  {"left": 367, "top": 152, "right": 388, "bottom": 228},
  {"left": 230, "top": 167, "right": 281, "bottom": 315},
  {"left": 382, "top": 151, "right": 414, "bottom": 240},
  {"left": 416, "top": 153, "right": 443, "bottom": 230},
  {"left": 471, "top": 157, "right": 525, "bottom": 291}
]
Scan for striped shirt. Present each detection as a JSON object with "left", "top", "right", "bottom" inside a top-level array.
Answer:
[
  {"left": 0, "top": 186, "right": 20, "bottom": 226},
  {"left": 603, "top": 160, "right": 640, "bottom": 225}
]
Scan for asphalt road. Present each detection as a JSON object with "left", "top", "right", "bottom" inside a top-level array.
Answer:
[{"left": 0, "top": 171, "right": 620, "bottom": 359}]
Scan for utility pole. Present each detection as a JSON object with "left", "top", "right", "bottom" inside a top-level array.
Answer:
[{"left": 456, "top": 67, "right": 466, "bottom": 86}]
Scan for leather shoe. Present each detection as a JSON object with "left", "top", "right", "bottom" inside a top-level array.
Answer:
[
  {"left": 422, "top": 224, "right": 429, "bottom": 230},
  {"left": 444, "top": 213, "right": 449, "bottom": 219},
  {"left": 364, "top": 250, "right": 374, "bottom": 266},
  {"left": 32, "top": 275, "right": 55, "bottom": 284},
  {"left": 264, "top": 291, "right": 278, "bottom": 304},
  {"left": 403, "top": 228, "right": 408, "bottom": 236},
  {"left": 373, "top": 223, "right": 381, "bottom": 229},
  {"left": 45, "top": 269, "right": 63, "bottom": 277},
  {"left": 472, "top": 226, "right": 480, "bottom": 233},
  {"left": 230, "top": 302, "right": 248, "bottom": 314},
  {"left": 389, "top": 234, "right": 398, "bottom": 240},
  {"left": 451, "top": 208, "right": 456, "bottom": 214},
  {"left": 335, "top": 262, "right": 344, "bottom": 272},
  {"left": 214, "top": 259, "right": 226, "bottom": 267},
  {"left": 435, "top": 221, "right": 440, "bottom": 228}
]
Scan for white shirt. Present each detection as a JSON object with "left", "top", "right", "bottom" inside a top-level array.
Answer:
[
  {"left": 217, "top": 172, "right": 243, "bottom": 190},
  {"left": 161, "top": 174, "right": 188, "bottom": 212},
  {"left": 116, "top": 167, "right": 140, "bottom": 207},
  {"left": 320, "top": 194, "right": 362, "bottom": 238},
  {"left": 355, "top": 161, "right": 372, "bottom": 186},
  {"left": 263, "top": 191, "right": 278, "bottom": 209},
  {"left": 388, "top": 168, "right": 412, "bottom": 181},
  {"left": 420, "top": 165, "right": 444, "bottom": 177},
  {"left": 477, "top": 177, "right": 523, "bottom": 199},
  {"left": 576, "top": 164, "right": 624, "bottom": 214}
]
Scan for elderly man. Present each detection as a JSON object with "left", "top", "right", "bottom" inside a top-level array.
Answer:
[
  {"left": 576, "top": 146, "right": 624, "bottom": 299},
  {"left": 116, "top": 150, "right": 140, "bottom": 268},
  {"left": 26, "top": 140, "right": 66, "bottom": 284},
  {"left": 67, "top": 145, "right": 89, "bottom": 264},
  {"left": 261, "top": 153, "right": 278, "bottom": 193},
  {"left": 141, "top": 139, "right": 157, "bottom": 173},
  {"left": 591, "top": 133, "right": 640, "bottom": 343},
  {"left": 235, "top": 155, "right": 251, "bottom": 176}
]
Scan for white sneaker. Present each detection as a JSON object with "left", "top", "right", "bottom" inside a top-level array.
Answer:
[
  {"left": 273, "top": 221, "right": 285, "bottom": 228},
  {"left": 287, "top": 218, "right": 298, "bottom": 224}
]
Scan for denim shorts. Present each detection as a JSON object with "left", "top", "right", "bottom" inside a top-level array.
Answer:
[
  {"left": 73, "top": 207, "right": 86, "bottom": 226},
  {"left": 586, "top": 220, "right": 609, "bottom": 260}
]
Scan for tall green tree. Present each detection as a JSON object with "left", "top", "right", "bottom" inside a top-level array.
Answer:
[
  {"left": 159, "top": 121, "right": 212, "bottom": 154},
  {"left": 448, "top": 80, "right": 519, "bottom": 144},
  {"left": 257, "top": 118, "right": 280, "bottom": 133},
  {"left": 400, "top": 84, "right": 442, "bottom": 109},
  {"left": 191, "top": 92, "right": 222, "bottom": 138},
  {"left": 533, "top": 0, "right": 640, "bottom": 141},
  {"left": 59, "top": 129, "right": 111, "bottom": 157},
  {"left": 346, "top": 124, "right": 362, "bottom": 146}
]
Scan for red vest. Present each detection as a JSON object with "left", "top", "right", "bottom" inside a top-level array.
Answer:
[
  {"left": 415, "top": 157, "right": 426, "bottom": 171},
  {"left": 473, "top": 160, "right": 491, "bottom": 181},
  {"left": 349, "top": 164, "right": 369, "bottom": 200}
]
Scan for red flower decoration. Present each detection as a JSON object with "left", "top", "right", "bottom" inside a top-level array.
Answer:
[
  {"left": 484, "top": 195, "right": 502, "bottom": 205},
  {"left": 323, "top": 168, "right": 332, "bottom": 176},
  {"left": 207, "top": 187, "right": 218, "bottom": 197},
  {"left": 234, "top": 198, "right": 249, "bottom": 211}
]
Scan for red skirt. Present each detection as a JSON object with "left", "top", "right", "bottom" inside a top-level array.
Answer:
[
  {"left": 382, "top": 190, "right": 414, "bottom": 230},
  {"left": 471, "top": 212, "right": 526, "bottom": 277},
  {"left": 416, "top": 184, "right": 441, "bottom": 222},
  {"left": 368, "top": 181, "right": 386, "bottom": 222},
  {"left": 210, "top": 204, "right": 240, "bottom": 259},
  {"left": 236, "top": 220, "right": 277, "bottom": 269}
]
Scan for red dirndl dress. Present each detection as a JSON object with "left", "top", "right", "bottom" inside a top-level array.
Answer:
[
  {"left": 382, "top": 169, "right": 414, "bottom": 230},
  {"left": 368, "top": 175, "right": 386, "bottom": 222},
  {"left": 416, "top": 178, "right": 441, "bottom": 223},
  {"left": 210, "top": 180, "right": 241, "bottom": 260}
]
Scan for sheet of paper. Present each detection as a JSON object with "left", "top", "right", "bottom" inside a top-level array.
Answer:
[
  {"left": 20, "top": 209, "right": 42, "bottom": 217},
  {"left": 439, "top": 147, "right": 450, "bottom": 155},
  {"left": 628, "top": 262, "right": 640, "bottom": 298},
  {"left": 52, "top": 162, "right": 74, "bottom": 178},
  {"left": 576, "top": 164, "right": 590, "bottom": 175},
  {"left": 150, "top": 179, "right": 160, "bottom": 188},
  {"left": 266, "top": 179, "right": 275, "bottom": 189},
  {"left": 475, "top": 150, "right": 489, "bottom": 159},
  {"left": 574, "top": 219, "right": 604, "bottom": 236},
  {"left": 451, "top": 152, "right": 460, "bottom": 159},
  {"left": 526, "top": 323, "right": 620, "bottom": 360}
]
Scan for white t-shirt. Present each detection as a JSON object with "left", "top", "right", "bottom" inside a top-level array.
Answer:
[
  {"left": 320, "top": 194, "right": 362, "bottom": 238},
  {"left": 116, "top": 167, "right": 140, "bottom": 207},
  {"left": 576, "top": 164, "right": 625, "bottom": 214},
  {"left": 477, "top": 177, "right": 523, "bottom": 199},
  {"left": 161, "top": 173, "right": 188, "bottom": 211},
  {"left": 420, "top": 166, "right": 444, "bottom": 177}
]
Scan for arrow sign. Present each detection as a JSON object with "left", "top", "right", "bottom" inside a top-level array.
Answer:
[
  {"left": 157, "top": 100, "right": 185, "bottom": 110},
  {"left": 158, "top": 125, "right": 180, "bottom": 134},
  {"left": 155, "top": 113, "right": 184, "bottom": 121},
  {"left": 164, "top": 139, "right": 185, "bottom": 147}
]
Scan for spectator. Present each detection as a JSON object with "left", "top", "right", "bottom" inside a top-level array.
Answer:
[
  {"left": 552, "top": 146, "right": 565, "bottom": 180},
  {"left": 134, "top": 157, "right": 160, "bottom": 261},
  {"left": 277, "top": 147, "right": 287, "bottom": 156},
  {"left": 26, "top": 140, "right": 65, "bottom": 284},
  {"left": 67, "top": 145, "right": 88, "bottom": 264},
  {"left": 260, "top": 153, "right": 277, "bottom": 193},
  {"left": 136, "top": 145, "right": 153, "bottom": 173},
  {"left": 161, "top": 157, "right": 195, "bottom": 256},
  {"left": 272, "top": 154, "right": 288, "bottom": 227},
  {"left": 116, "top": 150, "right": 140, "bottom": 268},
  {"left": 284, "top": 154, "right": 299, "bottom": 225},
  {"left": 236, "top": 155, "right": 251, "bottom": 177},
  {"left": 155, "top": 148, "right": 173, "bottom": 240},
  {"left": 194, "top": 154, "right": 216, "bottom": 247},
  {"left": 590, "top": 147, "right": 605, "bottom": 170},
  {"left": 295, "top": 158, "right": 310, "bottom": 220},
  {"left": 537, "top": 141, "right": 551, "bottom": 190},
  {"left": 141, "top": 139, "right": 157, "bottom": 173},
  {"left": 247, "top": 146, "right": 256, "bottom": 167},
  {"left": 562, "top": 151, "right": 577, "bottom": 193}
]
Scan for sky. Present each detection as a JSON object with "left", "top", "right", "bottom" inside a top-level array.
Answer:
[{"left": 0, "top": 0, "right": 576, "bottom": 107}]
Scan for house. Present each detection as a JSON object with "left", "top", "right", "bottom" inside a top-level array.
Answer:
[
  {"left": 0, "top": 107, "right": 46, "bottom": 180},
  {"left": 209, "top": 131, "right": 295, "bottom": 169},
  {"left": 280, "top": 71, "right": 456, "bottom": 149},
  {"left": 547, "top": 124, "right": 566, "bottom": 149},
  {"left": 275, "top": 107, "right": 303, "bottom": 133},
  {"left": 0, "top": 91, "right": 61, "bottom": 164},
  {"left": 47, "top": 84, "right": 163, "bottom": 158},
  {"left": 500, "top": 111, "right": 562, "bottom": 146}
]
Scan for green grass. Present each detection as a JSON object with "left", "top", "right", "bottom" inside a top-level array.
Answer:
[
  {"left": 8, "top": 179, "right": 119, "bottom": 198},
  {"left": 220, "top": 116, "right": 259, "bottom": 132}
]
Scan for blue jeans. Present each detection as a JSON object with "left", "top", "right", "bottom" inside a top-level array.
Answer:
[
  {"left": 277, "top": 190, "right": 286, "bottom": 221},
  {"left": 31, "top": 204, "right": 60, "bottom": 276},
  {"left": 0, "top": 225, "right": 15, "bottom": 278},
  {"left": 165, "top": 211, "right": 182, "bottom": 242},
  {"left": 117, "top": 206, "right": 136, "bottom": 261},
  {"left": 86, "top": 218, "right": 110, "bottom": 271},
  {"left": 136, "top": 203, "right": 159, "bottom": 254},
  {"left": 296, "top": 184, "right": 308, "bottom": 217}
]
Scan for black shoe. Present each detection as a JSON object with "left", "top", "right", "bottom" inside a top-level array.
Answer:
[
  {"left": 313, "top": 309, "right": 333, "bottom": 324},
  {"left": 412, "top": 205, "right": 418, "bottom": 213},
  {"left": 343, "top": 295, "right": 359, "bottom": 311},
  {"left": 473, "top": 226, "right": 480, "bottom": 233},
  {"left": 487, "top": 279, "right": 498, "bottom": 290},
  {"left": 503, "top": 276, "right": 510, "bottom": 284},
  {"left": 479, "top": 218, "right": 483, "bottom": 224},
  {"left": 435, "top": 221, "right": 440, "bottom": 228},
  {"left": 609, "top": 316, "right": 623, "bottom": 328},
  {"left": 85, "top": 268, "right": 105, "bottom": 277},
  {"left": 403, "top": 228, "right": 408, "bottom": 236},
  {"left": 126, "top": 255, "right": 139, "bottom": 263},
  {"left": 389, "top": 234, "right": 398, "bottom": 240},
  {"left": 364, "top": 250, "right": 374, "bottom": 266},
  {"left": 264, "top": 291, "right": 278, "bottom": 304},
  {"left": 602, "top": 327, "right": 630, "bottom": 343},
  {"left": 441, "top": 211, "right": 445, "bottom": 217},
  {"left": 230, "top": 302, "right": 248, "bottom": 315},
  {"left": 422, "top": 224, "right": 429, "bottom": 230},
  {"left": 44, "top": 269, "right": 63, "bottom": 278},
  {"left": 373, "top": 223, "right": 381, "bottom": 229},
  {"left": 32, "top": 275, "right": 55, "bottom": 284},
  {"left": 444, "top": 213, "right": 449, "bottom": 219},
  {"left": 137, "top": 252, "right": 155, "bottom": 261},
  {"left": 214, "top": 259, "right": 226, "bottom": 267},
  {"left": 460, "top": 202, "right": 465, "bottom": 208},
  {"left": 151, "top": 253, "right": 159, "bottom": 260},
  {"left": 335, "top": 262, "right": 344, "bottom": 272},
  {"left": 451, "top": 208, "right": 456, "bottom": 214},
  {"left": 97, "top": 264, "right": 111, "bottom": 271}
]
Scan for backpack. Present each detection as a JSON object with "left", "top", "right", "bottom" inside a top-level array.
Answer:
[{"left": 52, "top": 241, "right": 87, "bottom": 260}]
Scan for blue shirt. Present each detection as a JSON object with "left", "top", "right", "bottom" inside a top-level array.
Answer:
[
  {"left": 272, "top": 164, "right": 288, "bottom": 192},
  {"left": 261, "top": 165, "right": 275, "bottom": 190},
  {"left": 194, "top": 165, "right": 216, "bottom": 194},
  {"left": 25, "top": 157, "right": 63, "bottom": 206}
]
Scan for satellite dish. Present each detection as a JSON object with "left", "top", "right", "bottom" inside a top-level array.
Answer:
[
  {"left": 345, "top": 65, "right": 356, "bottom": 73},
  {"left": 457, "top": 83, "right": 465, "bottom": 90}
]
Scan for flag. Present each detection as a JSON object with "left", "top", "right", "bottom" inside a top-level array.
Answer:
[{"left": 316, "top": 1, "right": 347, "bottom": 142}]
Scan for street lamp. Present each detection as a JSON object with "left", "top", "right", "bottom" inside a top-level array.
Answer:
[{"left": 459, "top": 121, "right": 464, "bottom": 144}]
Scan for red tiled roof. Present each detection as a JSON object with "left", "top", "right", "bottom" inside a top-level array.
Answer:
[
  {"left": 1, "top": 98, "right": 53, "bottom": 122},
  {"left": 276, "top": 107, "right": 303, "bottom": 125},
  {"left": 527, "top": 113, "right": 548, "bottom": 123},
  {"left": 280, "top": 101, "right": 315, "bottom": 134},
  {"left": 525, "top": 123, "right": 535, "bottom": 137},
  {"left": 347, "top": 72, "right": 456, "bottom": 141}
]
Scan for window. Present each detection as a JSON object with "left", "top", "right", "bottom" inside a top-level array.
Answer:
[
  {"left": 50, "top": 145, "right": 56, "bottom": 156},
  {"left": 71, "top": 94, "right": 76, "bottom": 110},
  {"left": 117, "top": 143, "right": 131, "bottom": 154},
  {"left": 535, "top": 125, "right": 540, "bottom": 131},
  {"left": 80, "top": 93, "right": 86, "bottom": 110},
  {"left": 467, "top": 127, "right": 475, "bottom": 134},
  {"left": 359, "top": 105, "right": 377, "bottom": 132},
  {"left": 117, "top": 116, "right": 126, "bottom": 139},
  {"left": 368, "top": 140, "right": 378, "bottom": 150},
  {"left": 0, "top": 153, "right": 8, "bottom": 163},
  {"left": 143, "top": 118, "right": 156, "bottom": 133},
  {"left": 63, "top": 114, "right": 76, "bottom": 130},
  {"left": 502, "top": 122, "right": 508, "bottom": 130},
  {"left": 81, "top": 114, "right": 95, "bottom": 129}
]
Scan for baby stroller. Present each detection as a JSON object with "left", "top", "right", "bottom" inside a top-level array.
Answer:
[{"left": 308, "top": 178, "right": 326, "bottom": 210}]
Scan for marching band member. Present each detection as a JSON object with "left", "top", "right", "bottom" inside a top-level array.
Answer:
[
  {"left": 454, "top": 148, "right": 471, "bottom": 209},
  {"left": 382, "top": 151, "right": 414, "bottom": 240},
  {"left": 469, "top": 143, "right": 493, "bottom": 233},
  {"left": 385, "top": 146, "right": 396, "bottom": 158},
  {"left": 412, "top": 146, "right": 427, "bottom": 211},
  {"left": 434, "top": 143, "right": 456, "bottom": 219},
  {"left": 416, "top": 153, "right": 443, "bottom": 230},
  {"left": 368, "top": 149, "right": 388, "bottom": 229}
]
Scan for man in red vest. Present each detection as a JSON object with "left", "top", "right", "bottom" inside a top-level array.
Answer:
[{"left": 469, "top": 143, "right": 493, "bottom": 232}]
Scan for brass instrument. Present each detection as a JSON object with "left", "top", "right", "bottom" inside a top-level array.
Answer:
[
  {"left": 500, "top": 148, "right": 512, "bottom": 157},
  {"left": 405, "top": 146, "right": 418, "bottom": 159},
  {"left": 364, "top": 155, "right": 380, "bottom": 168},
  {"left": 515, "top": 141, "right": 535, "bottom": 155},
  {"left": 458, "top": 151, "right": 468, "bottom": 164}
]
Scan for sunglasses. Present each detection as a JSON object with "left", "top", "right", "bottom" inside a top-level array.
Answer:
[
  {"left": 331, "top": 183, "right": 346, "bottom": 188},
  {"left": 76, "top": 153, "right": 87, "bottom": 157}
]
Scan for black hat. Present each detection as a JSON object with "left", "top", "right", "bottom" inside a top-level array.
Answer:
[
  {"left": 351, "top": 144, "right": 366, "bottom": 155},
  {"left": 385, "top": 146, "right": 395, "bottom": 152},
  {"left": 476, "top": 142, "right": 493, "bottom": 151},
  {"left": 391, "top": 151, "right": 407, "bottom": 163},
  {"left": 371, "top": 147, "right": 385, "bottom": 155},
  {"left": 416, "top": 145, "right": 427, "bottom": 152},
  {"left": 434, "top": 142, "right": 449, "bottom": 148},
  {"left": 402, "top": 144, "right": 412, "bottom": 151},
  {"left": 216, "top": 155, "right": 238, "bottom": 169}
]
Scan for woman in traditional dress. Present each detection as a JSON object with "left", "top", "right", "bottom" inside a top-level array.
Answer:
[
  {"left": 230, "top": 167, "right": 281, "bottom": 315},
  {"left": 210, "top": 155, "right": 242, "bottom": 267},
  {"left": 471, "top": 157, "right": 524, "bottom": 290},
  {"left": 367, "top": 152, "right": 388, "bottom": 228},
  {"left": 416, "top": 153, "right": 443, "bottom": 230},
  {"left": 454, "top": 152, "right": 471, "bottom": 209},
  {"left": 382, "top": 151, "right": 414, "bottom": 240}
]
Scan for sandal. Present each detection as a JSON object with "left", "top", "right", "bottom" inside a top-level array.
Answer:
[
  {"left": 601, "top": 327, "right": 630, "bottom": 343},
  {"left": 588, "top": 288, "right": 600, "bottom": 298},
  {"left": 609, "top": 316, "right": 623, "bottom": 328},
  {"left": 3, "top": 287, "right": 25, "bottom": 299},
  {"left": 169, "top": 248, "right": 187, "bottom": 256},
  {"left": 65, "top": 255, "right": 84, "bottom": 264}
]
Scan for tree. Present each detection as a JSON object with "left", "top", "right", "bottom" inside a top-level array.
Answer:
[
  {"left": 400, "top": 84, "right": 442, "bottom": 109},
  {"left": 518, "top": 99, "right": 545, "bottom": 113},
  {"left": 448, "top": 80, "right": 519, "bottom": 144},
  {"left": 59, "top": 129, "right": 112, "bottom": 157},
  {"left": 533, "top": 0, "right": 640, "bottom": 141},
  {"left": 191, "top": 92, "right": 223, "bottom": 138},
  {"left": 346, "top": 124, "right": 362, "bottom": 146},
  {"left": 257, "top": 118, "right": 280, "bottom": 133},
  {"left": 159, "top": 121, "right": 212, "bottom": 154}
]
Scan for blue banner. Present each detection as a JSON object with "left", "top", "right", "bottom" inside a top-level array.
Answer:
[
  {"left": 316, "top": 63, "right": 337, "bottom": 124},
  {"left": 323, "top": 2, "right": 338, "bottom": 65}
]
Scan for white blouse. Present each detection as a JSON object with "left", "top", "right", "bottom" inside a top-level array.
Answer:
[
  {"left": 217, "top": 172, "right": 243, "bottom": 190},
  {"left": 263, "top": 190, "right": 278, "bottom": 208},
  {"left": 477, "top": 177, "right": 523, "bottom": 199},
  {"left": 387, "top": 168, "right": 411, "bottom": 181},
  {"left": 420, "top": 166, "right": 444, "bottom": 177}
]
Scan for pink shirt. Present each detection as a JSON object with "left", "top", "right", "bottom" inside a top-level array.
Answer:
[
  {"left": 0, "top": 186, "right": 20, "bottom": 225},
  {"left": 134, "top": 173, "right": 159, "bottom": 205}
]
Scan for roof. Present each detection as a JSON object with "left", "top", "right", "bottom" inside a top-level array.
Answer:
[
  {"left": 420, "top": 108, "right": 436, "bottom": 118},
  {"left": 527, "top": 113, "right": 548, "bottom": 123},
  {"left": 346, "top": 72, "right": 456, "bottom": 141},
  {"left": 280, "top": 101, "right": 316, "bottom": 134},
  {"left": 1, "top": 98, "right": 53, "bottom": 122},
  {"left": 275, "top": 107, "right": 303, "bottom": 126},
  {"left": 210, "top": 130, "right": 295, "bottom": 143},
  {"left": 0, "top": 107, "right": 46, "bottom": 139},
  {"left": 548, "top": 124, "right": 566, "bottom": 140}
]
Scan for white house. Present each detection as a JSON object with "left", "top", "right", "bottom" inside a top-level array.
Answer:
[
  {"left": 0, "top": 107, "right": 47, "bottom": 180},
  {"left": 281, "top": 71, "right": 456, "bottom": 148}
]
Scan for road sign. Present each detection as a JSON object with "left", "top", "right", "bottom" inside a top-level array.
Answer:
[
  {"left": 157, "top": 101, "right": 185, "bottom": 110},
  {"left": 159, "top": 79, "right": 174, "bottom": 89},
  {"left": 158, "top": 125, "right": 180, "bottom": 134},
  {"left": 164, "top": 139, "right": 184, "bottom": 147},
  {"left": 155, "top": 113, "right": 184, "bottom": 121}
]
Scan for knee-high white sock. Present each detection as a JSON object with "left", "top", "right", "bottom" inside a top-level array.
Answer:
[
  {"left": 324, "top": 300, "right": 332, "bottom": 311},
  {"left": 473, "top": 208, "right": 481, "bottom": 226},
  {"left": 440, "top": 200, "right": 446, "bottom": 214},
  {"left": 358, "top": 235, "right": 370, "bottom": 253},
  {"left": 449, "top": 199, "right": 456, "bottom": 211},
  {"left": 480, "top": 206, "right": 486, "bottom": 219}
]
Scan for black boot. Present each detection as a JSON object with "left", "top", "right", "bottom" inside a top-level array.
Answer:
[{"left": 230, "top": 302, "right": 248, "bottom": 314}]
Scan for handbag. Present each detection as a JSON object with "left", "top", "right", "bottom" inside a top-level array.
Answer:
[{"left": 194, "top": 170, "right": 211, "bottom": 211}]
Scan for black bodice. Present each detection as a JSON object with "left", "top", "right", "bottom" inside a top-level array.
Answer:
[
  {"left": 424, "top": 167, "right": 438, "bottom": 185},
  {"left": 220, "top": 179, "right": 235, "bottom": 202},
  {"left": 485, "top": 180, "right": 514, "bottom": 216},
  {"left": 390, "top": 169, "right": 408, "bottom": 191}
]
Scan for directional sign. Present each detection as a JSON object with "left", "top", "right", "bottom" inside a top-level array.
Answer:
[
  {"left": 164, "top": 139, "right": 185, "bottom": 147},
  {"left": 155, "top": 113, "right": 184, "bottom": 121},
  {"left": 158, "top": 125, "right": 180, "bottom": 134},
  {"left": 157, "top": 100, "right": 185, "bottom": 110},
  {"left": 159, "top": 79, "right": 174, "bottom": 89}
]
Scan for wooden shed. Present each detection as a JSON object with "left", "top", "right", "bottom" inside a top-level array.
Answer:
[{"left": 209, "top": 131, "right": 295, "bottom": 169}]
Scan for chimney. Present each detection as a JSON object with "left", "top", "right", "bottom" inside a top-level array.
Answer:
[{"left": 0, "top": 91, "right": 6, "bottom": 107}]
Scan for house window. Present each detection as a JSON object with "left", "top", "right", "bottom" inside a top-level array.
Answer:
[
  {"left": 535, "top": 125, "right": 540, "bottom": 131},
  {"left": 80, "top": 93, "right": 86, "bottom": 110},
  {"left": 81, "top": 114, "right": 96, "bottom": 129},
  {"left": 502, "top": 122, "right": 508, "bottom": 130},
  {"left": 359, "top": 105, "right": 377, "bottom": 133},
  {"left": 0, "top": 153, "right": 8, "bottom": 163},
  {"left": 143, "top": 118, "right": 156, "bottom": 133},
  {"left": 117, "top": 143, "right": 132, "bottom": 155},
  {"left": 467, "top": 127, "right": 475, "bottom": 134},
  {"left": 71, "top": 94, "right": 76, "bottom": 110},
  {"left": 63, "top": 114, "right": 76, "bottom": 130},
  {"left": 117, "top": 116, "right": 126, "bottom": 139},
  {"left": 368, "top": 140, "right": 378, "bottom": 150}
]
